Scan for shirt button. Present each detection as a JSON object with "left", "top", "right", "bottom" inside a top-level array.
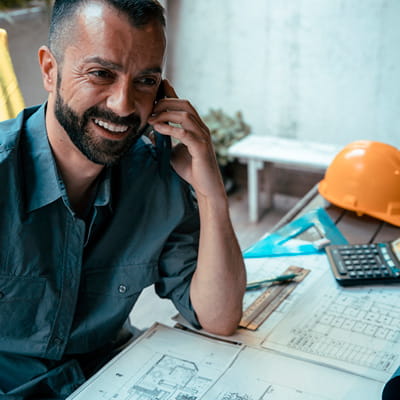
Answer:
[
  {"left": 118, "top": 284, "right": 127, "bottom": 294},
  {"left": 54, "top": 337, "right": 63, "bottom": 346}
]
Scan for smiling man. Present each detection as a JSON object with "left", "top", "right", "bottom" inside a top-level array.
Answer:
[{"left": 0, "top": 0, "right": 245, "bottom": 398}]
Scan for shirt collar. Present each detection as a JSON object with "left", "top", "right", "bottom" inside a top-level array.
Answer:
[
  {"left": 24, "top": 103, "right": 64, "bottom": 213},
  {"left": 23, "top": 103, "right": 112, "bottom": 213},
  {"left": 94, "top": 167, "right": 112, "bottom": 209}
]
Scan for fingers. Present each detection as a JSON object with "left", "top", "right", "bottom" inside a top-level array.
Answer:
[
  {"left": 152, "top": 98, "right": 209, "bottom": 134},
  {"left": 150, "top": 111, "right": 209, "bottom": 150},
  {"left": 154, "top": 80, "right": 209, "bottom": 133}
]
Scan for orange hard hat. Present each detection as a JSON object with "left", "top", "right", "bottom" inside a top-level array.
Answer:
[{"left": 318, "top": 140, "right": 400, "bottom": 227}]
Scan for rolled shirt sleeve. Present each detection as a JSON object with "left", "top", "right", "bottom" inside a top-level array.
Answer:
[{"left": 155, "top": 186, "right": 201, "bottom": 329}]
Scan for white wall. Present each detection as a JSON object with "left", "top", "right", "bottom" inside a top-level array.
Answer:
[{"left": 166, "top": 0, "right": 400, "bottom": 148}]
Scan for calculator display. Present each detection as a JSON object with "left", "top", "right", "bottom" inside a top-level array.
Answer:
[{"left": 391, "top": 238, "right": 400, "bottom": 260}]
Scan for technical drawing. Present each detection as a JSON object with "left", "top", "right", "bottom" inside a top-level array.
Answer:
[
  {"left": 219, "top": 393, "right": 254, "bottom": 400},
  {"left": 126, "top": 354, "right": 212, "bottom": 399},
  {"left": 263, "top": 277, "right": 400, "bottom": 382}
]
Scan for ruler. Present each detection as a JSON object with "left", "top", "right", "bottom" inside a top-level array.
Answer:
[{"left": 240, "top": 266, "right": 309, "bottom": 331}]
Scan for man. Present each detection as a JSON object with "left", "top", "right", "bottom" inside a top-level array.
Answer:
[{"left": 0, "top": 0, "right": 246, "bottom": 398}]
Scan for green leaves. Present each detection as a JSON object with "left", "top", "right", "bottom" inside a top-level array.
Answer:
[{"left": 203, "top": 109, "right": 251, "bottom": 166}]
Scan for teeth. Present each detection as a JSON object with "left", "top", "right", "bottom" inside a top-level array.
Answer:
[{"left": 94, "top": 119, "right": 129, "bottom": 133}]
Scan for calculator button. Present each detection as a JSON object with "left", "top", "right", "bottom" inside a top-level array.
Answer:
[
  {"left": 387, "top": 261, "right": 395, "bottom": 267},
  {"left": 335, "top": 260, "right": 347, "bottom": 275}
]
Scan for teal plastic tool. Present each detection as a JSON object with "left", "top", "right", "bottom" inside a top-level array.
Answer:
[{"left": 243, "top": 208, "right": 348, "bottom": 258}]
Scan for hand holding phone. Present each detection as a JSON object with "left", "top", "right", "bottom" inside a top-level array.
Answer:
[
  {"left": 142, "top": 80, "right": 167, "bottom": 144},
  {"left": 147, "top": 80, "right": 226, "bottom": 199}
]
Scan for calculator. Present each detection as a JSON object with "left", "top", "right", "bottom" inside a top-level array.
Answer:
[{"left": 325, "top": 238, "right": 400, "bottom": 286}]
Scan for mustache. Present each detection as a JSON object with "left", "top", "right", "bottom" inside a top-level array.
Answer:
[{"left": 83, "top": 106, "right": 141, "bottom": 127}]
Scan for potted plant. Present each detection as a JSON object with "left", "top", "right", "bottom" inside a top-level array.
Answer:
[{"left": 203, "top": 108, "right": 251, "bottom": 194}]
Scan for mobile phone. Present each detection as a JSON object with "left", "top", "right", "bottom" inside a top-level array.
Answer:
[
  {"left": 325, "top": 237, "right": 400, "bottom": 286},
  {"left": 142, "top": 81, "right": 171, "bottom": 160},
  {"left": 155, "top": 80, "right": 166, "bottom": 103},
  {"left": 142, "top": 81, "right": 166, "bottom": 140}
]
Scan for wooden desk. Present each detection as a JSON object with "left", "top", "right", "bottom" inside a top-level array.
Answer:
[
  {"left": 78, "top": 187, "right": 400, "bottom": 400},
  {"left": 273, "top": 184, "right": 400, "bottom": 243}
]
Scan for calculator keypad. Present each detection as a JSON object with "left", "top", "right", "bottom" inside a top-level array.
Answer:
[{"left": 326, "top": 243, "right": 400, "bottom": 286}]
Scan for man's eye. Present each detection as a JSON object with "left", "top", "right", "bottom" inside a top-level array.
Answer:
[
  {"left": 137, "top": 77, "right": 157, "bottom": 86},
  {"left": 89, "top": 70, "right": 113, "bottom": 79}
]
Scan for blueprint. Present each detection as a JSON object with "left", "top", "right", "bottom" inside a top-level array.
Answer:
[
  {"left": 175, "top": 253, "right": 333, "bottom": 347},
  {"left": 67, "top": 251, "right": 396, "bottom": 399},
  {"left": 67, "top": 323, "right": 242, "bottom": 400},
  {"left": 67, "top": 323, "right": 383, "bottom": 400},
  {"left": 203, "top": 346, "right": 382, "bottom": 400},
  {"left": 263, "top": 270, "right": 400, "bottom": 382}
]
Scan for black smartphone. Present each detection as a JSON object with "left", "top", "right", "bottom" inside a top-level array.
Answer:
[
  {"left": 142, "top": 80, "right": 171, "bottom": 161},
  {"left": 142, "top": 81, "right": 166, "bottom": 140},
  {"left": 155, "top": 80, "right": 166, "bottom": 103}
]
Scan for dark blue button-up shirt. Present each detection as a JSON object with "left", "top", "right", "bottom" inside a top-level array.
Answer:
[{"left": 0, "top": 104, "right": 200, "bottom": 397}]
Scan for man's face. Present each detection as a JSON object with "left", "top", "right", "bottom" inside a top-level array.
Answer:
[
  {"left": 50, "top": 2, "right": 166, "bottom": 165},
  {"left": 54, "top": 76, "right": 143, "bottom": 165}
]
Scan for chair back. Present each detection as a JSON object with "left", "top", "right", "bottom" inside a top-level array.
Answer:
[{"left": 0, "top": 28, "right": 25, "bottom": 121}]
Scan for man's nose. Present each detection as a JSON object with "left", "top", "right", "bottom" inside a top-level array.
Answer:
[{"left": 106, "top": 80, "right": 136, "bottom": 117}]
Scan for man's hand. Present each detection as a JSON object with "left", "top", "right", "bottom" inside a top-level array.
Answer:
[
  {"left": 148, "top": 80, "right": 225, "bottom": 201},
  {"left": 148, "top": 80, "right": 246, "bottom": 336}
]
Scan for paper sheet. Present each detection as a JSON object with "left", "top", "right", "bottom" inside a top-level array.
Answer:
[
  {"left": 263, "top": 270, "right": 400, "bottom": 383},
  {"left": 203, "top": 347, "right": 383, "bottom": 400},
  {"left": 174, "top": 253, "right": 332, "bottom": 347},
  {"left": 67, "top": 323, "right": 241, "bottom": 399},
  {"left": 67, "top": 323, "right": 383, "bottom": 400}
]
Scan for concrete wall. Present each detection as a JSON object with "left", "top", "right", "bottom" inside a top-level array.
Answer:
[
  {"left": 166, "top": 0, "right": 400, "bottom": 148},
  {"left": 3, "top": 2, "right": 400, "bottom": 149}
]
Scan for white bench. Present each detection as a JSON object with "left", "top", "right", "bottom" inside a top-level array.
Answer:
[{"left": 228, "top": 135, "right": 341, "bottom": 223}]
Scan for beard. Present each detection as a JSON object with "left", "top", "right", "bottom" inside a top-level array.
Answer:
[{"left": 54, "top": 86, "right": 144, "bottom": 166}]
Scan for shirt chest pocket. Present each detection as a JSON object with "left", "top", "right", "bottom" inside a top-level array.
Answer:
[
  {"left": 83, "top": 263, "right": 158, "bottom": 298},
  {"left": 78, "top": 264, "right": 159, "bottom": 335}
]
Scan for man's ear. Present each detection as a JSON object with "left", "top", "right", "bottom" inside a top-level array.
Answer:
[{"left": 38, "top": 45, "right": 58, "bottom": 93}]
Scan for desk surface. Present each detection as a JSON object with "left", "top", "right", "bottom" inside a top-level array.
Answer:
[
  {"left": 273, "top": 184, "right": 400, "bottom": 244},
  {"left": 83, "top": 187, "right": 400, "bottom": 400}
]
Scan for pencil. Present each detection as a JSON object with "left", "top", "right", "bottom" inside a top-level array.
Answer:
[{"left": 246, "top": 273, "right": 298, "bottom": 290}]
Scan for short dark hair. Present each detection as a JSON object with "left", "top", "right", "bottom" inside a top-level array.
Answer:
[{"left": 48, "top": 0, "right": 165, "bottom": 61}]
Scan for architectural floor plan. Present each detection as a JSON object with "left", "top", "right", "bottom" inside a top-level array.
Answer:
[
  {"left": 68, "top": 324, "right": 241, "bottom": 400},
  {"left": 264, "top": 271, "right": 400, "bottom": 382}
]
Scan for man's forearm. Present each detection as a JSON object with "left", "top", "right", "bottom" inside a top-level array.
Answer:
[{"left": 190, "top": 193, "right": 246, "bottom": 336}]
